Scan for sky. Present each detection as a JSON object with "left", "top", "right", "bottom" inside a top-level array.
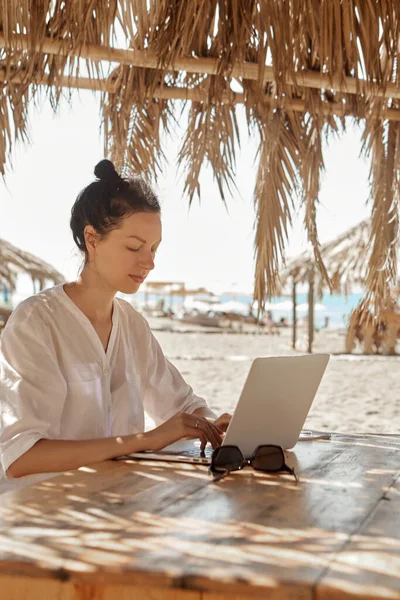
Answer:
[{"left": 0, "top": 90, "right": 371, "bottom": 297}]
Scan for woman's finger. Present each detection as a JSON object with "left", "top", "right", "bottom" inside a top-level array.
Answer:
[
  {"left": 184, "top": 427, "right": 208, "bottom": 450},
  {"left": 192, "top": 419, "right": 222, "bottom": 448},
  {"left": 185, "top": 420, "right": 220, "bottom": 449},
  {"left": 190, "top": 415, "right": 222, "bottom": 437},
  {"left": 198, "top": 421, "right": 222, "bottom": 448},
  {"left": 183, "top": 415, "right": 222, "bottom": 448},
  {"left": 206, "top": 423, "right": 222, "bottom": 448}
]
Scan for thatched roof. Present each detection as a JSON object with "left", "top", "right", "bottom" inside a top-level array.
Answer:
[
  {"left": 0, "top": 237, "right": 64, "bottom": 292},
  {"left": 280, "top": 219, "right": 371, "bottom": 297},
  {"left": 1, "top": 2, "right": 400, "bottom": 311}
]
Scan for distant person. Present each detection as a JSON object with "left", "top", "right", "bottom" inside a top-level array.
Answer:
[
  {"left": 0, "top": 160, "right": 230, "bottom": 488},
  {"left": 263, "top": 310, "right": 273, "bottom": 334},
  {"left": 277, "top": 317, "right": 289, "bottom": 328}
]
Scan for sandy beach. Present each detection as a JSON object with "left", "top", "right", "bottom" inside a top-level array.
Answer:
[{"left": 148, "top": 318, "right": 400, "bottom": 435}]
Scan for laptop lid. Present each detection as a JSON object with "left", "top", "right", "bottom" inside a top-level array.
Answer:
[{"left": 223, "top": 354, "right": 330, "bottom": 456}]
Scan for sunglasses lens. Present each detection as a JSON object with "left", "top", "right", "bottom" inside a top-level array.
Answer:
[
  {"left": 211, "top": 446, "right": 244, "bottom": 473},
  {"left": 252, "top": 445, "right": 285, "bottom": 472}
]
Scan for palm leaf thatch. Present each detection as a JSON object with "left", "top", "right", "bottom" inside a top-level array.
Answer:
[
  {"left": 1, "top": 1, "right": 400, "bottom": 315},
  {"left": 0, "top": 237, "right": 64, "bottom": 292},
  {"left": 178, "top": 94, "right": 240, "bottom": 205},
  {"left": 279, "top": 219, "right": 387, "bottom": 299},
  {"left": 253, "top": 108, "right": 303, "bottom": 304},
  {"left": 360, "top": 119, "right": 400, "bottom": 312}
]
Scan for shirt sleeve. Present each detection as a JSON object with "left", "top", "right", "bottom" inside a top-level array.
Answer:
[
  {"left": 143, "top": 326, "right": 209, "bottom": 424},
  {"left": 0, "top": 305, "right": 67, "bottom": 478}
]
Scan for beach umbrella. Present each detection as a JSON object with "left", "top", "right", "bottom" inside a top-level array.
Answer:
[
  {"left": 0, "top": 237, "right": 64, "bottom": 293},
  {"left": 191, "top": 293, "right": 220, "bottom": 304},
  {"left": 279, "top": 219, "right": 396, "bottom": 352}
]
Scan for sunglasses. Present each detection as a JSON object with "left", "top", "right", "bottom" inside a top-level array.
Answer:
[{"left": 210, "top": 444, "right": 298, "bottom": 483}]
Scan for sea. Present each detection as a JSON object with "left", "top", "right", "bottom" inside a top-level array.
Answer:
[
  {"left": 3, "top": 279, "right": 363, "bottom": 330},
  {"left": 132, "top": 291, "right": 364, "bottom": 330}
]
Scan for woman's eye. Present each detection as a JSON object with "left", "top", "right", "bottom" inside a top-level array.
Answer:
[{"left": 127, "top": 247, "right": 140, "bottom": 252}]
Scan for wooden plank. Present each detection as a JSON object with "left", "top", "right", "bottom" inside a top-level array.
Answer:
[
  {"left": 2, "top": 69, "right": 400, "bottom": 123},
  {"left": 0, "top": 460, "right": 214, "bottom": 587},
  {"left": 2, "top": 34, "right": 400, "bottom": 102},
  {"left": 0, "top": 435, "right": 398, "bottom": 600},
  {"left": 0, "top": 576, "right": 202, "bottom": 600},
  {"left": 1, "top": 575, "right": 281, "bottom": 600},
  {"left": 316, "top": 474, "right": 400, "bottom": 600},
  {"left": 0, "top": 457, "right": 207, "bottom": 511}
]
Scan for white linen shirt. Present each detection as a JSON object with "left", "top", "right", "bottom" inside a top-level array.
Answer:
[{"left": 0, "top": 284, "right": 207, "bottom": 491}]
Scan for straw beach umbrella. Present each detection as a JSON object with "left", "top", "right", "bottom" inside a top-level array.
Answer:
[
  {"left": 279, "top": 219, "right": 392, "bottom": 352},
  {"left": 141, "top": 281, "right": 216, "bottom": 311},
  {"left": 1, "top": 3, "right": 400, "bottom": 312},
  {"left": 0, "top": 236, "right": 64, "bottom": 297}
]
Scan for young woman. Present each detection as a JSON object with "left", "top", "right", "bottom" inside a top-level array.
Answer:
[{"left": 0, "top": 160, "right": 231, "bottom": 487}]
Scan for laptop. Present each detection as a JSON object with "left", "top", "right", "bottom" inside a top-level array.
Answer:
[{"left": 120, "top": 354, "right": 330, "bottom": 465}]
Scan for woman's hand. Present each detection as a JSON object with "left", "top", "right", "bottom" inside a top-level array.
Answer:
[
  {"left": 211, "top": 413, "right": 232, "bottom": 432},
  {"left": 145, "top": 412, "right": 224, "bottom": 452}
]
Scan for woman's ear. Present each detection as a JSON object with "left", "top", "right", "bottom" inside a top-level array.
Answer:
[{"left": 83, "top": 225, "right": 99, "bottom": 259}]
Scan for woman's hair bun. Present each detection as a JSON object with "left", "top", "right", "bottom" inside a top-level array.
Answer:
[{"left": 94, "top": 159, "right": 120, "bottom": 183}]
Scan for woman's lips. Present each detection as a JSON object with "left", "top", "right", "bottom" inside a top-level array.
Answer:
[{"left": 129, "top": 275, "right": 145, "bottom": 283}]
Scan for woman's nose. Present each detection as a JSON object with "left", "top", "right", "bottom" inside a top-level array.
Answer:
[{"left": 139, "top": 251, "right": 155, "bottom": 270}]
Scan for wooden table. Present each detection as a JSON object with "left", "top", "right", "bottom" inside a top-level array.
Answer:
[{"left": 0, "top": 433, "right": 399, "bottom": 600}]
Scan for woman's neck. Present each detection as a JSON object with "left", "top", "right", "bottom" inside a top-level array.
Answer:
[{"left": 63, "top": 270, "right": 115, "bottom": 324}]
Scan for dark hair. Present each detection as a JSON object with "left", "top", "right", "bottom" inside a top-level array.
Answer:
[{"left": 70, "top": 160, "right": 161, "bottom": 256}]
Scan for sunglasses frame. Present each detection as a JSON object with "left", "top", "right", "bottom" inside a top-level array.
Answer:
[{"left": 210, "top": 444, "right": 298, "bottom": 482}]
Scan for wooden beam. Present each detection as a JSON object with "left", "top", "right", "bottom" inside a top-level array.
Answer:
[
  {"left": 2, "top": 33, "right": 400, "bottom": 102},
  {"left": 2, "top": 68, "right": 400, "bottom": 122}
]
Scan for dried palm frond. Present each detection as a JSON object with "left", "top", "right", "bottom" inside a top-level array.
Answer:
[
  {"left": 149, "top": 0, "right": 258, "bottom": 73},
  {"left": 360, "top": 117, "right": 400, "bottom": 311},
  {"left": 0, "top": 86, "right": 11, "bottom": 176},
  {"left": 178, "top": 82, "right": 240, "bottom": 205},
  {"left": 299, "top": 92, "right": 342, "bottom": 292},
  {"left": 102, "top": 65, "right": 174, "bottom": 180},
  {"left": 1, "top": 0, "right": 400, "bottom": 314},
  {"left": 0, "top": 236, "right": 64, "bottom": 291},
  {"left": 148, "top": 0, "right": 218, "bottom": 65},
  {"left": 0, "top": 58, "right": 33, "bottom": 176},
  {"left": 300, "top": 114, "right": 330, "bottom": 289},
  {"left": 253, "top": 109, "right": 303, "bottom": 305},
  {"left": 280, "top": 219, "right": 372, "bottom": 296},
  {"left": 117, "top": 0, "right": 152, "bottom": 48}
]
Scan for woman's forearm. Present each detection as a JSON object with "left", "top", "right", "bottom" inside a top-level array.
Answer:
[{"left": 6, "top": 432, "right": 151, "bottom": 479}]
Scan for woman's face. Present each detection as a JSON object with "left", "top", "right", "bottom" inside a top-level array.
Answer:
[{"left": 85, "top": 211, "right": 162, "bottom": 294}]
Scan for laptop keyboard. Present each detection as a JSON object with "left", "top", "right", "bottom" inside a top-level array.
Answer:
[{"left": 179, "top": 447, "right": 213, "bottom": 459}]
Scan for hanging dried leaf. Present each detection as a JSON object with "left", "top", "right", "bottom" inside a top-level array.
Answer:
[
  {"left": 253, "top": 109, "right": 303, "bottom": 305},
  {"left": 0, "top": 0, "right": 400, "bottom": 312},
  {"left": 360, "top": 117, "right": 400, "bottom": 311},
  {"left": 178, "top": 82, "right": 240, "bottom": 205}
]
